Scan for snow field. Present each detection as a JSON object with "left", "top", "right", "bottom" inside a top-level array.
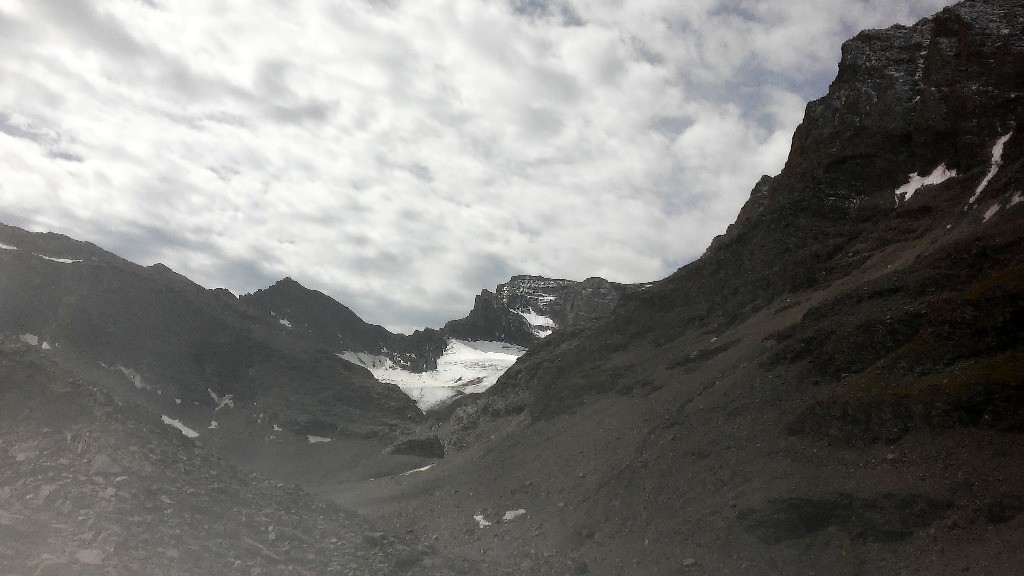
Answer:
[
  {"left": 971, "top": 132, "right": 1013, "bottom": 203},
  {"left": 339, "top": 339, "right": 526, "bottom": 410},
  {"left": 161, "top": 415, "right": 199, "bottom": 438},
  {"left": 894, "top": 163, "right": 956, "bottom": 203}
]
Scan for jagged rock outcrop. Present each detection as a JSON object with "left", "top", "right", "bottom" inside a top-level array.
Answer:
[{"left": 442, "top": 289, "right": 537, "bottom": 347}]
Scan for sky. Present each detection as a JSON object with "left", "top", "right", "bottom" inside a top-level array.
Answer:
[{"left": 0, "top": 0, "right": 954, "bottom": 332}]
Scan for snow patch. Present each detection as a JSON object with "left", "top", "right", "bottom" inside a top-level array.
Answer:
[
  {"left": 473, "top": 515, "right": 492, "bottom": 528},
  {"left": 338, "top": 351, "right": 393, "bottom": 370},
  {"left": 516, "top": 309, "right": 557, "bottom": 337},
  {"left": 0, "top": 242, "right": 16, "bottom": 250},
  {"left": 208, "top": 420, "right": 218, "bottom": 429},
  {"left": 895, "top": 164, "right": 956, "bottom": 203},
  {"left": 116, "top": 366, "right": 152, "bottom": 391},
  {"left": 502, "top": 509, "right": 527, "bottom": 522},
  {"left": 1010, "top": 191, "right": 1023, "bottom": 207},
  {"left": 307, "top": 435, "right": 332, "bottom": 444},
  {"left": 401, "top": 463, "right": 436, "bottom": 476},
  {"left": 340, "top": 339, "right": 527, "bottom": 410},
  {"left": 160, "top": 415, "right": 199, "bottom": 438},
  {"left": 278, "top": 318, "right": 292, "bottom": 329},
  {"left": 18, "top": 334, "right": 39, "bottom": 346},
  {"left": 272, "top": 424, "right": 283, "bottom": 432},
  {"left": 983, "top": 204, "right": 1000, "bottom": 222},
  {"left": 40, "top": 341, "right": 52, "bottom": 350},
  {"left": 208, "top": 389, "right": 235, "bottom": 411},
  {"left": 518, "top": 309, "right": 555, "bottom": 328},
  {"left": 34, "top": 253, "right": 83, "bottom": 264},
  {"left": 971, "top": 132, "right": 1013, "bottom": 203}
]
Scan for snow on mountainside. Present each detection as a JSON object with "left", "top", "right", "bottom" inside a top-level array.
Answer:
[
  {"left": 244, "top": 274, "right": 642, "bottom": 410},
  {"left": 339, "top": 339, "right": 526, "bottom": 410},
  {"left": 516, "top": 309, "right": 556, "bottom": 337},
  {"left": 496, "top": 276, "right": 571, "bottom": 338},
  {"left": 443, "top": 275, "right": 643, "bottom": 348}
]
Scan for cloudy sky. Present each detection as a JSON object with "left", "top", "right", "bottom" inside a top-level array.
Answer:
[{"left": 0, "top": 0, "right": 953, "bottom": 332}]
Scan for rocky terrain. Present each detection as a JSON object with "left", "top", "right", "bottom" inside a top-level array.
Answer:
[
  {"left": 328, "top": 1, "right": 1024, "bottom": 574},
  {"left": 0, "top": 336, "right": 488, "bottom": 575},
  {"left": 2, "top": 1, "right": 1022, "bottom": 575}
]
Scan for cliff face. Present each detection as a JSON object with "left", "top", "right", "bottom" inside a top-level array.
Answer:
[
  {"left": 398, "top": 3, "right": 1024, "bottom": 573},
  {"left": 445, "top": 275, "right": 642, "bottom": 346},
  {"left": 485, "top": 0, "right": 1024, "bottom": 418}
]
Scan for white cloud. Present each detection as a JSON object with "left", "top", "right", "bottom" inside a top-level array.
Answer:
[{"left": 0, "top": 0, "right": 954, "bottom": 332}]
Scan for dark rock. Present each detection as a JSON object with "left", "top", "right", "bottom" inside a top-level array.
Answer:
[
  {"left": 391, "top": 545, "right": 426, "bottom": 572},
  {"left": 482, "top": 0, "right": 1024, "bottom": 424},
  {"left": 984, "top": 497, "right": 1024, "bottom": 524},
  {"left": 443, "top": 289, "right": 536, "bottom": 347},
  {"left": 384, "top": 435, "right": 446, "bottom": 459},
  {"left": 572, "top": 560, "right": 590, "bottom": 574},
  {"left": 741, "top": 494, "right": 952, "bottom": 544}
]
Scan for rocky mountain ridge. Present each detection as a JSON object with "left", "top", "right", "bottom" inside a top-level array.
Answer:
[
  {"left": 241, "top": 277, "right": 449, "bottom": 373},
  {"left": 444, "top": 275, "right": 642, "bottom": 346},
  {"left": 485, "top": 0, "right": 1024, "bottom": 418},
  {"left": 0, "top": 223, "right": 422, "bottom": 439},
  {"left": 243, "top": 272, "right": 641, "bottom": 381},
  {"left": 342, "top": 2, "right": 1024, "bottom": 574}
]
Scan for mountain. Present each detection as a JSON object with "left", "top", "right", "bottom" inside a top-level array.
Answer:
[
  {"left": 241, "top": 277, "right": 448, "bottom": 372},
  {"left": 444, "top": 275, "right": 642, "bottom": 345},
  {"left": 3, "top": 1, "right": 1022, "bottom": 574},
  {"left": 241, "top": 273, "right": 641, "bottom": 410},
  {"left": 339, "top": 2, "right": 1024, "bottom": 574},
  {"left": 0, "top": 223, "right": 422, "bottom": 438}
]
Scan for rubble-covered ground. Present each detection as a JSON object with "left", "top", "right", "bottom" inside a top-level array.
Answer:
[{"left": 0, "top": 338, "right": 487, "bottom": 576}]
